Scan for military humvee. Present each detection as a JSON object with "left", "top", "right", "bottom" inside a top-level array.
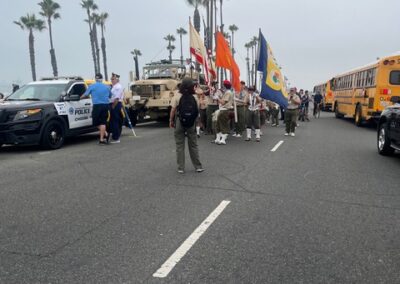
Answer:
[{"left": 125, "top": 60, "right": 203, "bottom": 124}]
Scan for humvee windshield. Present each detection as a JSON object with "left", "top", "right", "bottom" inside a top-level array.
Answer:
[
  {"left": 131, "top": 85, "right": 167, "bottom": 97},
  {"left": 143, "top": 65, "right": 186, "bottom": 79}
]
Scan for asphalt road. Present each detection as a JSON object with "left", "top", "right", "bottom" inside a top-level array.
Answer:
[{"left": 0, "top": 112, "right": 399, "bottom": 283}]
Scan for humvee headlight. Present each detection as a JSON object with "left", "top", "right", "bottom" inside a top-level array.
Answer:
[{"left": 14, "top": 109, "right": 42, "bottom": 121}]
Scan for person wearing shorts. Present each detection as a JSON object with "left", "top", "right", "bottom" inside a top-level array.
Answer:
[{"left": 82, "top": 73, "right": 111, "bottom": 145}]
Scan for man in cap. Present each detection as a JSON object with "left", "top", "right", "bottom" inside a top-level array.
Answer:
[
  {"left": 109, "top": 72, "right": 124, "bottom": 143},
  {"left": 214, "top": 80, "right": 234, "bottom": 145},
  {"left": 285, "top": 87, "right": 301, "bottom": 136},
  {"left": 81, "top": 73, "right": 111, "bottom": 145},
  {"left": 233, "top": 81, "right": 247, "bottom": 137},
  {"left": 244, "top": 86, "right": 261, "bottom": 142},
  {"left": 169, "top": 78, "right": 204, "bottom": 174}
]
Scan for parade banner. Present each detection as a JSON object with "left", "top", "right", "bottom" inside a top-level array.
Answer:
[
  {"left": 215, "top": 31, "right": 241, "bottom": 92},
  {"left": 257, "top": 31, "right": 288, "bottom": 108},
  {"left": 189, "top": 21, "right": 211, "bottom": 83}
]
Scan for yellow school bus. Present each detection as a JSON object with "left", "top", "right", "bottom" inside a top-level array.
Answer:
[
  {"left": 332, "top": 52, "right": 400, "bottom": 126},
  {"left": 313, "top": 80, "right": 334, "bottom": 111}
]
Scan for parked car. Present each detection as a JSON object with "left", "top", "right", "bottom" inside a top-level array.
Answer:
[{"left": 377, "top": 96, "right": 400, "bottom": 155}]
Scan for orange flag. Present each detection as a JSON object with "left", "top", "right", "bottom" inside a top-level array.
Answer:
[{"left": 215, "top": 31, "right": 241, "bottom": 92}]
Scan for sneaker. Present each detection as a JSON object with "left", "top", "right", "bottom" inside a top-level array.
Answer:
[
  {"left": 284, "top": 133, "right": 289, "bottom": 136},
  {"left": 236, "top": 134, "right": 242, "bottom": 138},
  {"left": 290, "top": 132, "right": 295, "bottom": 137},
  {"left": 197, "top": 134, "right": 200, "bottom": 138},
  {"left": 271, "top": 124, "right": 276, "bottom": 127},
  {"left": 232, "top": 133, "right": 238, "bottom": 137},
  {"left": 196, "top": 168, "right": 204, "bottom": 173},
  {"left": 256, "top": 138, "right": 261, "bottom": 142},
  {"left": 178, "top": 170, "right": 185, "bottom": 174},
  {"left": 110, "top": 139, "right": 120, "bottom": 144},
  {"left": 98, "top": 140, "right": 107, "bottom": 145},
  {"left": 105, "top": 133, "right": 110, "bottom": 143}
]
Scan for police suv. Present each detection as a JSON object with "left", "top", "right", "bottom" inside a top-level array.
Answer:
[{"left": 0, "top": 77, "right": 98, "bottom": 149}]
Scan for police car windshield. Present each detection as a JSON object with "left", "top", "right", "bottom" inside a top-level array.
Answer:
[{"left": 7, "top": 83, "right": 66, "bottom": 102}]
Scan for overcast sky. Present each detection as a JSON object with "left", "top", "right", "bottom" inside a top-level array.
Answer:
[{"left": 1, "top": 0, "right": 399, "bottom": 93}]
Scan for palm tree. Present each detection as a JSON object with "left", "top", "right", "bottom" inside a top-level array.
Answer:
[
  {"left": 245, "top": 42, "right": 251, "bottom": 85},
  {"left": 185, "top": 0, "right": 206, "bottom": 33},
  {"left": 91, "top": 13, "right": 101, "bottom": 75},
  {"left": 38, "top": 0, "right": 60, "bottom": 77},
  {"left": 251, "top": 35, "right": 259, "bottom": 87},
  {"left": 131, "top": 49, "right": 142, "bottom": 80},
  {"left": 98, "top": 12, "right": 109, "bottom": 80},
  {"left": 14, "top": 14, "right": 45, "bottom": 81},
  {"left": 176, "top": 27, "right": 187, "bottom": 65},
  {"left": 81, "top": 0, "right": 98, "bottom": 74},
  {"left": 164, "top": 34, "right": 176, "bottom": 62},
  {"left": 228, "top": 24, "right": 238, "bottom": 58}
]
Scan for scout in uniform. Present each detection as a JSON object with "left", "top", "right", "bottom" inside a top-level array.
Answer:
[
  {"left": 233, "top": 81, "right": 247, "bottom": 138},
  {"left": 244, "top": 86, "right": 261, "bottom": 142},
  {"left": 215, "top": 80, "right": 234, "bottom": 145}
]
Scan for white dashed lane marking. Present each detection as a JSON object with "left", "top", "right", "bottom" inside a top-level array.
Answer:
[
  {"left": 271, "top": 140, "right": 284, "bottom": 152},
  {"left": 153, "top": 200, "right": 231, "bottom": 278}
]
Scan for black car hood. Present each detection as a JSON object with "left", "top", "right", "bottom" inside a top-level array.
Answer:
[{"left": 0, "top": 100, "right": 54, "bottom": 110}]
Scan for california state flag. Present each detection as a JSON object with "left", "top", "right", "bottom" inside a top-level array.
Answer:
[{"left": 189, "top": 21, "right": 211, "bottom": 83}]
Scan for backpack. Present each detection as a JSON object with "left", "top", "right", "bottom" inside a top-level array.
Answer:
[{"left": 177, "top": 94, "right": 198, "bottom": 128}]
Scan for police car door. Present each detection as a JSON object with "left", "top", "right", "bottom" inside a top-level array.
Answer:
[{"left": 65, "top": 83, "right": 93, "bottom": 129}]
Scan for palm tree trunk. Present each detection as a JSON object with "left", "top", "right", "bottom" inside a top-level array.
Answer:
[
  {"left": 246, "top": 47, "right": 250, "bottom": 86},
  {"left": 231, "top": 31, "right": 235, "bottom": 59},
  {"left": 251, "top": 45, "right": 254, "bottom": 86},
  {"left": 29, "top": 29, "right": 36, "bottom": 81},
  {"left": 93, "top": 23, "right": 101, "bottom": 75},
  {"left": 87, "top": 9, "right": 97, "bottom": 74},
  {"left": 179, "top": 34, "right": 183, "bottom": 65},
  {"left": 47, "top": 19, "right": 58, "bottom": 77},
  {"left": 134, "top": 56, "right": 140, "bottom": 80},
  {"left": 101, "top": 37, "right": 108, "bottom": 81}
]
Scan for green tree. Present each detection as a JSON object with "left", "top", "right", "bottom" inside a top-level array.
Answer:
[
  {"left": 38, "top": 0, "right": 61, "bottom": 77},
  {"left": 228, "top": 24, "right": 238, "bottom": 58},
  {"left": 176, "top": 27, "right": 187, "bottom": 65},
  {"left": 98, "top": 12, "right": 109, "bottom": 80},
  {"left": 81, "top": 0, "right": 98, "bottom": 74},
  {"left": 164, "top": 34, "right": 176, "bottom": 62},
  {"left": 14, "top": 14, "right": 46, "bottom": 81}
]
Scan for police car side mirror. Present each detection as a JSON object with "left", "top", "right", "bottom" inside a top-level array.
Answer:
[{"left": 68, "top": 94, "right": 81, "bottom": 101}]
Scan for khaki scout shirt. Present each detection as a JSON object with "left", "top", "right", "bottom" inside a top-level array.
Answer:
[
  {"left": 207, "top": 88, "right": 222, "bottom": 105},
  {"left": 235, "top": 90, "right": 247, "bottom": 106},
  {"left": 220, "top": 90, "right": 233, "bottom": 110}
]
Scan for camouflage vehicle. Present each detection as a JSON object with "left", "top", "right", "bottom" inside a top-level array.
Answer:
[{"left": 125, "top": 60, "right": 203, "bottom": 124}]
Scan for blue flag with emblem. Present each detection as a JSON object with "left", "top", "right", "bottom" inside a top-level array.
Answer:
[{"left": 257, "top": 30, "right": 288, "bottom": 108}]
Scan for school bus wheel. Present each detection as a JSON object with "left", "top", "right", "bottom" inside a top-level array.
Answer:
[{"left": 355, "top": 104, "right": 362, "bottom": 127}]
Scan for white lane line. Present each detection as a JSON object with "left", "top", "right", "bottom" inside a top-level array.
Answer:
[
  {"left": 153, "top": 200, "right": 231, "bottom": 278},
  {"left": 271, "top": 140, "right": 284, "bottom": 152}
]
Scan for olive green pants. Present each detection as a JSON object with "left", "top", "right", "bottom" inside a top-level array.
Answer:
[
  {"left": 206, "top": 105, "right": 218, "bottom": 134},
  {"left": 246, "top": 110, "right": 260, "bottom": 129},
  {"left": 174, "top": 120, "right": 202, "bottom": 171},
  {"left": 234, "top": 105, "right": 246, "bottom": 135},
  {"left": 270, "top": 108, "right": 279, "bottom": 125},
  {"left": 216, "top": 110, "right": 230, "bottom": 134},
  {"left": 285, "top": 109, "right": 298, "bottom": 133}
]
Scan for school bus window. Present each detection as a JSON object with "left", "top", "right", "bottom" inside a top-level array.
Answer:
[{"left": 389, "top": 71, "right": 400, "bottom": 85}]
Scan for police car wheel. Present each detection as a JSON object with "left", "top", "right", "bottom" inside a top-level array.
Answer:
[
  {"left": 377, "top": 122, "right": 394, "bottom": 156},
  {"left": 41, "top": 120, "right": 65, "bottom": 150}
]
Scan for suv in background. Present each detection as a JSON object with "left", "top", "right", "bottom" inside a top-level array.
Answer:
[
  {"left": 0, "top": 77, "right": 98, "bottom": 150},
  {"left": 377, "top": 96, "right": 400, "bottom": 155}
]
